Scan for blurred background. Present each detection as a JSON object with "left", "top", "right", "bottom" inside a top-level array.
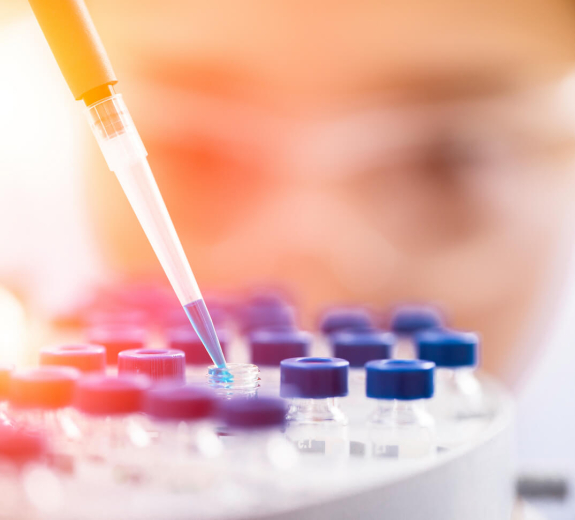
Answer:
[{"left": 2, "top": 0, "right": 575, "bottom": 517}]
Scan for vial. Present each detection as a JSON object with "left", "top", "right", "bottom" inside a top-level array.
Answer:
[
  {"left": 416, "top": 328, "right": 490, "bottom": 448},
  {"left": 329, "top": 330, "right": 395, "bottom": 423},
  {"left": 249, "top": 329, "right": 312, "bottom": 391},
  {"left": 0, "top": 425, "right": 64, "bottom": 518},
  {"left": 167, "top": 326, "right": 230, "bottom": 381},
  {"left": 73, "top": 374, "right": 152, "bottom": 483},
  {"left": 39, "top": 345, "right": 106, "bottom": 374},
  {"left": 207, "top": 364, "right": 260, "bottom": 399},
  {"left": 143, "top": 384, "right": 221, "bottom": 491},
  {"left": 389, "top": 305, "right": 442, "bottom": 360},
  {"left": 8, "top": 367, "right": 81, "bottom": 468},
  {"left": 365, "top": 359, "right": 436, "bottom": 459},
  {"left": 218, "top": 397, "right": 299, "bottom": 493},
  {"left": 280, "top": 357, "right": 349, "bottom": 458},
  {"left": 86, "top": 324, "right": 147, "bottom": 365},
  {"left": 118, "top": 348, "right": 186, "bottom": 384}
]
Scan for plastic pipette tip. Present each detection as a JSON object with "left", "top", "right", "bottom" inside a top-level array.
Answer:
[{"left": 183, "top": 299, "right": 227, "bottom": 368}]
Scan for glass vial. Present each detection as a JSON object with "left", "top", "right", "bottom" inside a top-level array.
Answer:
[
  {"left": 207, "top": 363, "right": 260, "bottom": 399},
  {"left": 365, "top": 359, "right": 436, "bottom": 459}
]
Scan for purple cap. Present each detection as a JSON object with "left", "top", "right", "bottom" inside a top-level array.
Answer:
[
  {"left": 319, "top": 308, "right": 374, "bottom": 335},
  {"left": 144, "top": 384, "right": 216, "bottom": 421},
  {"left": 0, "top": 364, "right": 14, "bottom": 399},
  {"left": 118, "top": 349, "right": 186, "bottom": 383},
  {"left": 237, "top": 295, "right": 296, "bottom": 334},
  {"left": 40, "top": 345, "right": 106, "bottom": 373},
  {"left": 9, "top": 367, "right": 80, "bottom": 409},
  {"left": 389, "top": 305, "right": 443, "bottom": 335},
  {"left": 86, "top": 325, "right": 147, "bottom": 365},
  {"left": 280, "top": 357, "right": 349, "bottom": 399},
  {"left": 249, "top": 329, "right": 312, "bottom": 366},
  {"left": 330, "top": 330, "right": 395, "bottom": 367},
  {"left": 0, "top": 425, "right": 46, "bottom": 465},
  {"left": 218, "top": 397, "right": 287, "bottom": 429},
  {"left": 167, "top": 326, "right": 229, "bottom": 366},
  {"left": 74, "top": 374, "right": 152, "bottom": 415}
]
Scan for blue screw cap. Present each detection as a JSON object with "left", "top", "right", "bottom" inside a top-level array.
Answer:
[
  {"left": 389, "top": 305, "right": 442, "bottom": 335},
  {"left": 249, "top": 329, "right": 312, "bottom": 366},
  {"left": 366, "top": 359, "right": 435, "bottom": 400},
  {"left": 319, "top": 308, "right": 373, "bottom": 335},
  {"left": 330, "top": 330, "right": 395, "bottom": 367},
  {"left": 416, "top": 328, "right": 478, "bottom": 368},
  {"left": 280, "top": 357, "right": 349, "bottom": 399}
]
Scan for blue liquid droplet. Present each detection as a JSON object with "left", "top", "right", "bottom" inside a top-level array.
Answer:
[{"left": 183, "top": 299, "right": 226, "bottom": 368}]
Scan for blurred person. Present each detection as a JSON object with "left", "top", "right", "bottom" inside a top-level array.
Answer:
[{"left": 2, "top": 3, "right": 575, "bottom": 516}]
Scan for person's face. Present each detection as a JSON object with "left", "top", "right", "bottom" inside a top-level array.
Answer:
[{"left": 88, "top": 0, "right": 575, "bottom": 381}]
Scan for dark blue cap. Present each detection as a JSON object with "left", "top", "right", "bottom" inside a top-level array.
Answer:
[
  {"left": 280, "top": 357, "right": 349, "bottom": 399},
  {"left": 218, "top": 397, "right": 287, "bottom": 429},
  {"left": 366, "top": 359, "right": 435, "bottom": 400},
  {"left": 416, "top": 328, "right": 478, "bottom": 368},
  {"left": 330, "top": 330, "right": 395, "bottom": 367},
  {"left": 249, "top": 329, "right": 312, "bottom": 366},
  {"left": 319, "top": 308, "right": 373, "bottom": 335},
  {"left": 389, "top": 305, "right": 442, "bottom": 335}
]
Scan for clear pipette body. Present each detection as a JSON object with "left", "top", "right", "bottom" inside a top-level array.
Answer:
[{"left": 87, "top": 94, "right": 226, "bottom": 368}]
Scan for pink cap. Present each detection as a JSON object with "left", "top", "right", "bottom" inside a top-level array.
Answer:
[
  {"left": 9, "top": 367, "right": 80, "bottom": 409},
  {"left": 74, "top": 374, "right": 152, "bottom": 416},
  {"left": 86, "top": 325, "right": 147, "bottom": 365},
  {"left": 0, "top": 425, "right": 46, "bottom": 465},
  {"left": 118, "top": 349, "right": 186, "bottom": 383},
  {"left": 144, "top": 384, "right": 215, "bottom": 421},
  {"left": 40, "top": 345, "right": 106, "bottom": 373},
  {"left": 0, "top": 364, "right": 14, "bottom": 399}
]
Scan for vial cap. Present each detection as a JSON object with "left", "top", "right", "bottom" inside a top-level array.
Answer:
[
  {"left": 40, "top": 344, "right": 106, "bottom": 373},
  {"left": 319, "top": 308, "right": 373, "bottom": 335},
  {"left": 118, "top": 349, "right": 186, "bottom": 383},
  {"left": 74, "top": 374, "right": 151, "bottom": 415},
  {"left": 0, "top": 425, "right": 46, "bottom": 465},
  {"left": 218, "top": 397, "right": 287, "bottom": 429},
  {"left": 330, "top": 330, "right": 395, "bottom": 367},
  {"left": 144, "top": 384, "right": 216, "bottom": 421},
  {"left": 249, "top": 329, "right": 312, "bottom": 366},
  {"left": 389, "top": 305, "right": 442, "bottom": 335},
  {"left": 0, "top": 364, "right": 14, "bottom": 399},
  {"left": 280, "top": 357, "right": 349, "bottom": 399},
  {"left": 86, "top": 324, "right": 147, "bottom": 364},
  {"left": 238, "top": 303, "right": 296, "bottom": 334},
  {"left": 9, "top": 367, "right": 80, "bottom": 409},
  {"left": 167, "top": 326, "right": 229, "bottom": 366},
  {"left": 416, "top": 328, "right": 478, "bottom": 368},
  {"left": 366, "top": 359, "right": 435, "bottom": 400}
]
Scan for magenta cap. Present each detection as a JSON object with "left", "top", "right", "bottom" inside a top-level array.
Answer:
[
  {"left": 40, "top": 345, "right": 106, "bottom": 373},
  {"left": 86, "top": 324, "right": 147, "bottom": 365},
  {"left": 144, "top": 384, "right": 216, "bottom": 421},
  {"left": 0, "top": 364, "right": 14, "bottom": 399},
  {"left": 9, "top": 367, "right": 80, "bottom": 409},
  {"left": 0, "top": 425, "right": 46, "bottom": 465},
  {"left": 74, "top": 374, "right": 152, "bottom": 416},
  {"left": 118, "top": 349, "right": 186, "bottom": 383}
]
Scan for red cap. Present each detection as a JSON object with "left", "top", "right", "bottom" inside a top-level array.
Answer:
[
  {"left": 118, "top": 349, "right": 186, "bottom": 383},
  {"left": 86, "top": 325, "right": 147, "bottom": 365},
  {"left": 0, "top": 425, "right": 46, "bottom": 465},
  {"left": 9, "top": 367, "right": 80, "bottom": 409},
  {"left": 40, "top": 345, "right": 106, "bottom": 373},
  {"left": 74, "top": 374, "right": 151, "bottom": 416}
]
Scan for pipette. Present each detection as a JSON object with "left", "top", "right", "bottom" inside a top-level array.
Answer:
[{"left": 28, "top": 0, "right": 226, "bottom": 368}]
